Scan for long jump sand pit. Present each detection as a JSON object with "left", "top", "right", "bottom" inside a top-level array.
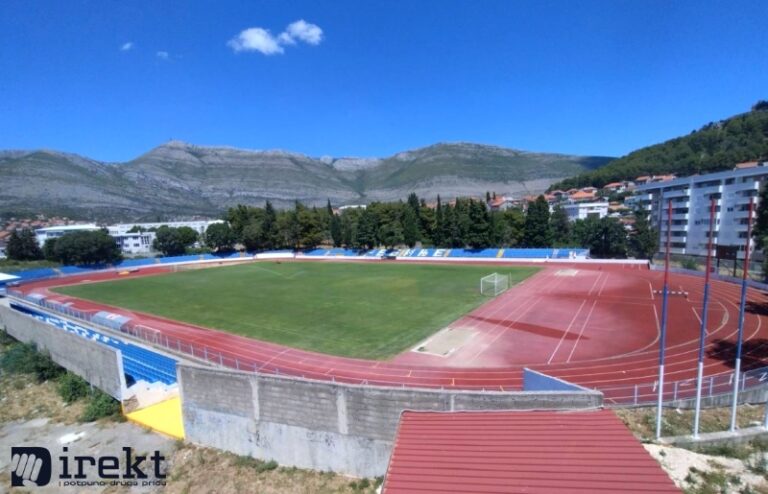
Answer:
[{"left": 413, "top": 328, "right": 477, "bottom": 357}]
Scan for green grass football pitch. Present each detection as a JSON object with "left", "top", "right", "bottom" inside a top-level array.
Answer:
[{"left": 54, "top": 261, "right": 538, "bottom": 359}]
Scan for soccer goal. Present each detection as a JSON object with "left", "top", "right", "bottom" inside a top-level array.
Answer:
[{"left": 480, "top": 273, "right": 510, "bottom": 296}]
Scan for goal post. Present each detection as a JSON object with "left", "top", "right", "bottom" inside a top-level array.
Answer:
[{"left": 480, "top": 273, "right": 510, "bottom": 296}]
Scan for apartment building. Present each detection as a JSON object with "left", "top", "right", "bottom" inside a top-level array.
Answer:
[{"left": 630, "top": 162, "right": 767, "bottom": 259}]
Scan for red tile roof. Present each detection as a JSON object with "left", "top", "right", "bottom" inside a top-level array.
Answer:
[
  {"left": 383, "top": 410, "right": 680, "bottom": 494},
  {"left": 735, "top": 161, "right": 759, "bottom": 169},
  {"left": 569, "top": 190, "right": 596, "bottom": 201},
  {"left": 603, "top": 182, "right": 623, "bottom": 189}
]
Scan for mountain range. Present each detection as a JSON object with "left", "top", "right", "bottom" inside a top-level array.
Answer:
[{"left": 0, "top": 141, "right": 612, "bottom": 220}]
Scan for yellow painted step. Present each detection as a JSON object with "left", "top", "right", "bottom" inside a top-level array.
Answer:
[{"left": 126, "top": 397, "right": 185, "bottom": 439}]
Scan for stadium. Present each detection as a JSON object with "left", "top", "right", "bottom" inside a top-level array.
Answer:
[{"left": 2, "top": 246, "right": 767, "bottom": 483}]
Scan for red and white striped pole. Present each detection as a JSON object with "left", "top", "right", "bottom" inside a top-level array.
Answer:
[
  {"left": 655, "top": 200, "right": 673, "bottom": 440},
  {"left": 693, "top": 198, "right": 716, "bottom": 438},
  {"left": 730, "top": 198, "right": 754, "bottom": 431}
]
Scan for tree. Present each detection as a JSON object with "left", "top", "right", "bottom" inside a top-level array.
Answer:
[
  {"left": 752, "top": 100, "right": 768, "bottom": 112},
  {"left": 523, "top": 196, "right": 552, "bottom": 247},
  {"left": 549, "top": 206, "right": 572, "bottom": 246},
  {"left": 6, "top": 229, "right": 43, "bottom": 261},
  {"left": 573, "top": 217, "right": 628, "bottom": 258},
  {"left": 402, "top": 205, "right": 420, "bottom": 247},
  {"left": 466, "top": 200, "right": 490, "bottom": 248},
  {"left": 52, "top": 230, "right": 121, "bottom": 265},
  {"left": 297, "top": 206, "right": 324, "bottom": 249},
  {"left": 356, "top": 208, "right": 379, "bottom": 249},
  {"left": 628, "top": 209, "right": 659, "bottom": 260},
  {"left": 262, "top": 201, "right": 278, "bottom": 249},
  {"left": 152, "top": 226, "right": 186, "bottom": 256},
  {"left": 241, "top": 220, "right": 266, "bottom": 251},
  {"left": 329, "top": 205, "right": 342, "bottom": 247},
  {"left": 205, "top": 223, "right": 235, "bottom": 252},
  {"left": 43, "top": 238, "right": 58, "bottom": 261},
  {"left": 502, "top": 208, "right": 525, "bottom": 246},
  {"left": 176, "top": 226, "right": 199, "bottom": 247},
  {"left": 434, "top": 195, "right": 444, "bottom": 246},
  {"left": 753, "top": 183, "right": 768, "bottom": 250}
]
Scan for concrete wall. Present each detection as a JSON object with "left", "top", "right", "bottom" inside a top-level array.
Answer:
[
  {"left": 179, "top": 363, "right": 602, "bottom": 477},
  {"left": 0, "top": 304, "right": 125, "bottom": 399}
]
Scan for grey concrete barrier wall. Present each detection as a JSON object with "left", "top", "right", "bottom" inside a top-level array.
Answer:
[
  {"left": 179, "top": 363, "right": 603, "bottom": 477},
  {"left": 0, "top": 304, "right": 125, "bottom": 399}
]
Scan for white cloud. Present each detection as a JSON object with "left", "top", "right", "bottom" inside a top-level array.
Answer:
[
  {"left": 227, "top": 28, "right": 284, "bottom": 55},
  {"left": 228, "top": 20, "right": 323, "bottom": 55},
  {"left": 120, "top": 42, "right": 134, "bottom": 52},
  {"left": 156, "top": 51, "right": 170, "bottom": 60},
  {"left": 283, "top": 20, "right": 323, "bottom": 45}
]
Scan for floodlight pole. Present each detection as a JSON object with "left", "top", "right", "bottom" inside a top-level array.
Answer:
[
  {"left": 730, "top": 198, "right": 755, "bottom": 432},
  {"left": 693, "top": 198, "right": 716, "bottom": 439},
  {"left": 656, "top": 200, "right": 672, "bottom": 441}
]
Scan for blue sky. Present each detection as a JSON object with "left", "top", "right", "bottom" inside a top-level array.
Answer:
[{"left": 1, "top": 0, "right": 766, "bottom": 162}]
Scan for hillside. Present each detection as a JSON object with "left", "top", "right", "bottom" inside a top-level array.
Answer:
[
  {"left": 550, "top": 104, "right": 768, "bottom": 191},
  {"left": 0, "top": 141, "right": 612, "bottom": 220}
]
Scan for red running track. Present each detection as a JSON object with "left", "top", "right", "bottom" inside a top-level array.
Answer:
[{"left": 12, "top": 260, "right": 768, "bottom": 403}]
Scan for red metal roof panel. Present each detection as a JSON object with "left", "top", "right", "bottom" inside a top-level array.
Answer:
[{"left": 383, "top": 410, "right": 679, "bottom": 494}]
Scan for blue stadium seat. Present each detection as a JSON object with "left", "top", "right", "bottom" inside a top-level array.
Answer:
[{"left": 9, "top": 303, "right": 177, "bottom": 386}]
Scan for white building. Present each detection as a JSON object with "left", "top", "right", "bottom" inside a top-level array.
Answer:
[
  {"left": 108, "top": 220, "right": 223, "bottom": 237},
  {"left": 107, "top": 220, "right": 223, "bottom": 255},
  {"left": 113, "top": 232, "right": 155, "bottom": 255},
  {"left": 561, "top": 201, "right": 609, "bottom": 222},
  {"left": 632, "top": 162, "right": 767, "bottom": 259},
  {"left": 34, "top": 224, "right": 101, "bottom": 247}
]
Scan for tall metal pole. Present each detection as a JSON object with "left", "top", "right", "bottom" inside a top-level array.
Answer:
[
  {"left": 730, "top": 198, "right": 754, "bottom": 432},
  {"left": 694, "top": 198, "right": 716, "bottom": 438},
  {"left": 656, "top": 200, "right": 673, "bottom": 440}
]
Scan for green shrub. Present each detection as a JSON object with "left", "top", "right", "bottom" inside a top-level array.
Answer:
[
  {"left": 0, "top": 329, "right": 15, "bottom": 346},
  {"left": 0, "top": 342, "right": 38, "bottom": 374},
  {"left": 0, "top": 342, "right": 64, "bottom": 382},
  {"left": 80, "top": 390, "right": 121, "bottom": 422},
  {"left": 57, "top": 372, "right": 90, "bottom": 403},
  {"left": 681, "top": 257, "right": 699, "bottom": 271}
]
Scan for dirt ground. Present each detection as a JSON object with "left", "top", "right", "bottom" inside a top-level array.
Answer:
[
  {"left": 0, "top": 371, "right": 380, "bottom": 493},
  {"left": 617, "top": 406, "right": 768, "bottom": 493}
]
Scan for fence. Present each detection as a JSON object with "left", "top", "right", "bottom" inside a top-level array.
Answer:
[{"left": 599, "top": 366, "right": 768, "bottom": 406}]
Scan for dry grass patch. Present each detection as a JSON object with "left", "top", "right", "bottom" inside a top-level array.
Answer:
[
  {"left": 615, "top": 405, "right": 766, "bottom": 440},
  {"left": 164, "top": 444, "right": 382, "bottom": 494}
]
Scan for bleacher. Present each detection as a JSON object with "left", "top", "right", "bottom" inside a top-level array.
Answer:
[
  {"left": 114, "top": 258, "right": 157, "bottom": 268},
  {"left": 9, "top": 303, "right": 177, "bottom": 386},
  {"left": 501, "top": 248, "right": 555, "bottom": 259},
  {"left": 10, "top": 267, "right": 59, "bottom": 282},
  {"left": 158, "top": 254, "right": 204, "bottom": 264},
  {"left": 303, "top": 248, "right": 363, "bottom": 257}
]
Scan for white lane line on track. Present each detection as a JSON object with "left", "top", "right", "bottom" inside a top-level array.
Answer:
[
  {"left": 547, "top": 299, "right": 588, "bottom": 364},
  {"left": 648, "top": 280, "right": 655, "bottom": 300},
  {"left": 565, "top": 299, "right": 598, "bottom": 363},
  {"left": 691, "top": 306, "right": 702, "bottom": 325},
  {"left": 597, "top": 272, "right": 610, "bottom": 297},
  {"left": 587, "top": 271, "right": 602, "bottom": 297}
]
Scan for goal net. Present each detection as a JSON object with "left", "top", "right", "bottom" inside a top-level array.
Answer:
[{"left": 480, "top": 273, "right": 510, "bottom": 296}]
